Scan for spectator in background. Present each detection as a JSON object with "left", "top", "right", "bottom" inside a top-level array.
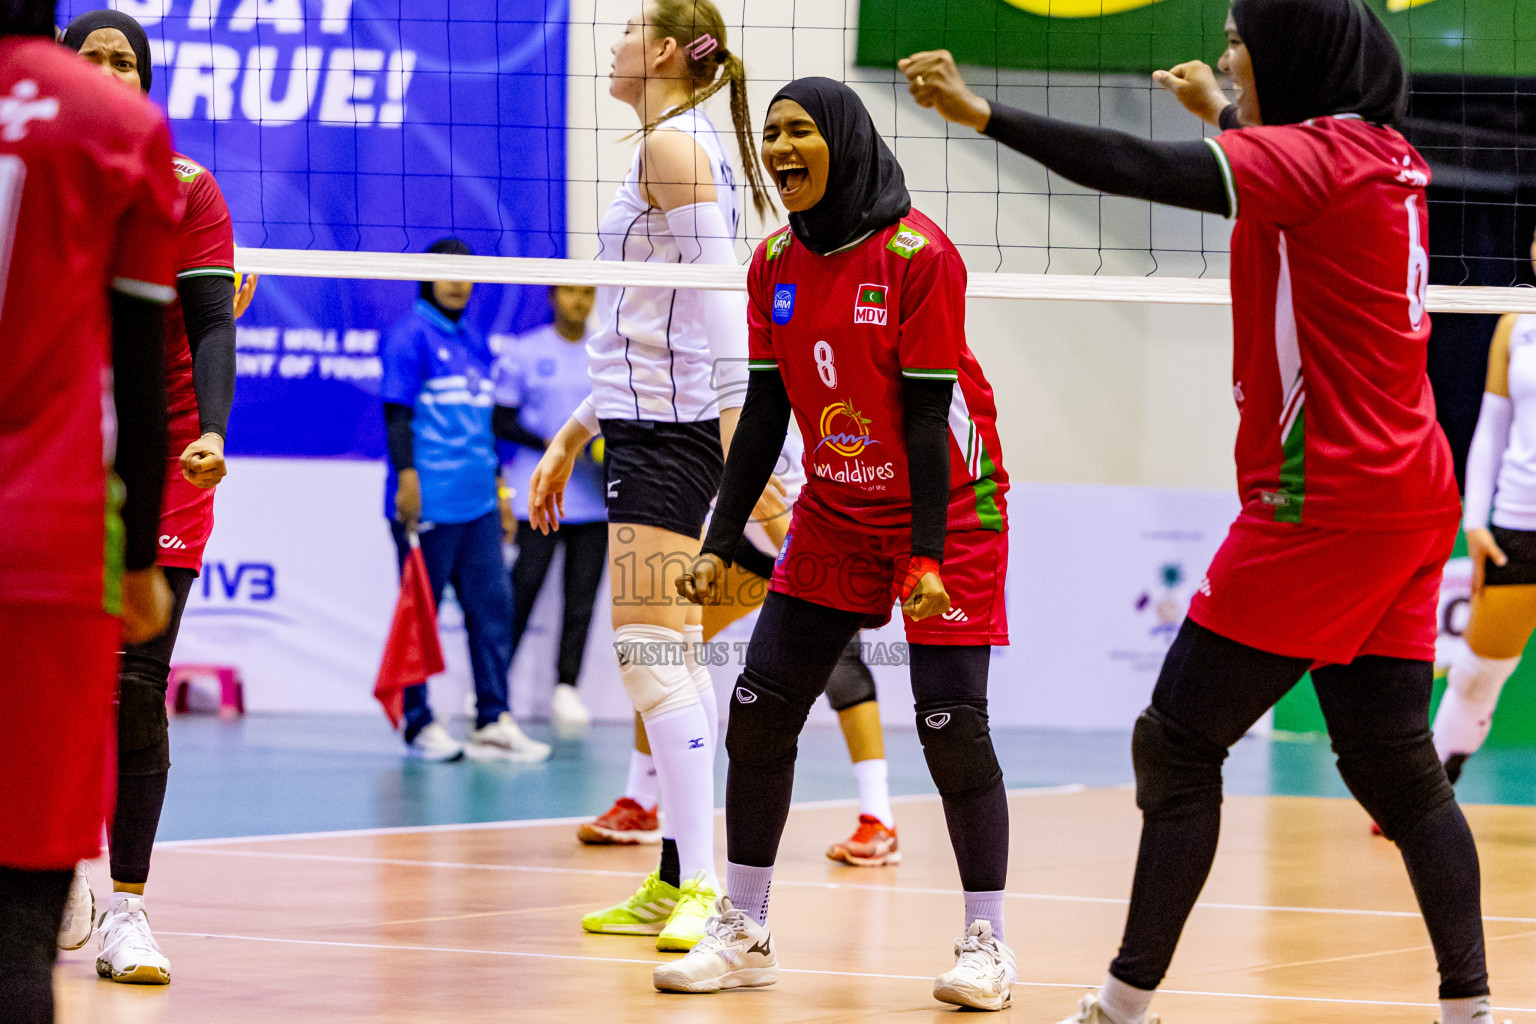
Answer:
[
  {"left": 493, "top": 285, "right": 607, "bottom": 731},
  {"left": 380, "top": 238, "right": 551, "bottom": 763}
]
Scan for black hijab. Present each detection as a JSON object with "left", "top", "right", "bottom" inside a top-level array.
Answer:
[
  {"left": 769, "top": 77, "right": 910, "bottom": 256},
  {"left": 1232, "top": 0, "right": 1405, "bottom": 127},
  {"left": 0, "top": 0, "right": 56, "bottom": 38},
  {"left": 62, "top": 9, "right": 151, "bottom": 91},
  {"left": 419, "top": 237, "right": 473, "bottom": 322}
]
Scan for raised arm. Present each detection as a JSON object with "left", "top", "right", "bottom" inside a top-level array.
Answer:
[{"left": 899, "top": 49, "right": 1230, "bottom": 217}]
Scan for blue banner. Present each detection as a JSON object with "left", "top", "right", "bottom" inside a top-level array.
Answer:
[{"left": 62, "top": 0, "right": 568, "bottom": 458}]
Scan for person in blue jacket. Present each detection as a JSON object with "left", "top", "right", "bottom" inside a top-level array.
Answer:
[{"left": 379, "top": 237, "right": 550, "bottom": 763}]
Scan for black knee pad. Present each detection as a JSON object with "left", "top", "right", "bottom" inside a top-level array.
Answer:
[
  {"left": 725, "top": 665, "right": 819, "bottom": 769},
  {"left": 1334, "top": 737, "right": 1454, "bottom": 842},
  {"left": 1131, "top": 707, "right": 1227, "bottom": 818},
  {"left": 824, "top": 639, "right": 877, "bottom": 712},
  {"left": 914, "top": 696, "right": 1001, "bottom": 796},
  {"left": 117, "top": 676, "right": 170, "bottom": 776}
]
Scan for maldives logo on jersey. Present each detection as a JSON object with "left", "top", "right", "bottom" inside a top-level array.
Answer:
[
  {"left": 814, "top": 401, "right": 881, "bottom": 457},
  {"left": 772, "top": 284, "right": 796, "bottom": 324},
  {"left": 853, "top": 284, "right": 888, "bottom": 325}
]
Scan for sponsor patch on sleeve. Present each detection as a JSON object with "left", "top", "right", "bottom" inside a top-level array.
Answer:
[
  {"left": 885, "top": 223, "right": 929, "bottom": 259},
  {"left": 173, "top": 157, "right": 205, "bottom": 184},
  {"left": 766, "top": 231, "right": 792, "bottom": 261}
]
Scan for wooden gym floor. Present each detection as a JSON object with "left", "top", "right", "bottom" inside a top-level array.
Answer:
[{"left": 53, "top": 786, "right": 1536, "bottom": 1023}]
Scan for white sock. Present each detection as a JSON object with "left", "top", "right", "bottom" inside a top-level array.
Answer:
[
  {"left": 1439, "top": 995, "right": 1493, "bottom": 1024},
  {"left": 683, "top": 623, "right": 719, "bottom": 753},
  {"left": 964, "top": 889, "right": 1005, "bottom": 943},
  {"left": 852, "top": 758, "right": 894, "bottom": 828},
  {"left": 623, "top": 749, "right": 658, "bottom": 809},
  {"left": 1433, "top": 649, "right": 1519, "bottom": 761},
  {"left": 726, "top": 861, "right": 774, "bottom": 926},
  {"left": 643, "top": 702, "right": 718, "bottom": 888},
  {"left": 1098, "top": 973, "right": 1156, "bottom": 1024}
]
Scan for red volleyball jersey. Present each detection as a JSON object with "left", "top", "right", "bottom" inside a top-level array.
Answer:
[
  {"left": 1209, "top": 116, "right": 1458, "bottom": 530},
  {"left": 747, "top": 209, "right": 1007, "bottom": 533},
  {"left": 0, "top": 38, "right": 178, "bottom": 611},
  {"left": 165, "top": 152, "right": 235, "bottom": 445}
]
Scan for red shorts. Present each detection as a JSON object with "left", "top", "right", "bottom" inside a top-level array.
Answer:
[
  {"left": 0, "top": 603, "right": 119, "bottom": 869},
  {"left": 769, "top": 500, "right": 1008, "bottom": 646},
  {"left": 158, "top": 455, "right": 215, "bottom": 571},
  {"left": 1188, "top": 515, "right": 1457, "bottom": 666}
]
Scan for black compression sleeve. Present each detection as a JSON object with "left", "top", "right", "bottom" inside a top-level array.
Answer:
[
  {"left": 111, "top": 291, "right": 169, "bottom": 572},
  {"left": 1218, "top": 104, "right": 1241, "bottom": 132},
  {"left": 903, "top": 377, "right": 952, "bottom": 562},
  {"left": 701, "top": 372, "right": 792, "bottom": 564},
  {"left": 177, "top": 274, "right": 236, "bottom": 438},
  {"left": 492, "top": 405, "right": 547, "bottom": 450},
  {"left": 982, "top": 101, "right": 1229, "bottom": 216},
  {"left": 384, "top": 402, "right": 414, "bottom": 471}
]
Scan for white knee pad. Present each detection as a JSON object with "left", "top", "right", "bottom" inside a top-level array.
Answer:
[
  {"left": 1433, "top": 647, "right": 1519, "bottom": 759},
  {"left": 614, "top": 623, "right": 698, "bottom": 719}
]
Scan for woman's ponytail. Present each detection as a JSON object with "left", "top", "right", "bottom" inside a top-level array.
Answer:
[
  {"left": 641, "top": 0, "right": 775, "bottom": 221},
  {"left": 721, "top": 53, "right": 773, "bottom": 220}
]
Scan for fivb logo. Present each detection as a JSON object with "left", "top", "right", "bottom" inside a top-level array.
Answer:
[{"left": 853, "top": 283, "right": 887, "bottom": 326}]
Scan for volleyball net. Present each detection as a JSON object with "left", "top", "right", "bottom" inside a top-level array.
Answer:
[{"left": 75, "top": 0, "right": 1534, "bottom": 323}]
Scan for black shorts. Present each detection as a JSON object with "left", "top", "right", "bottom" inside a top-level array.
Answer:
[
  {"left": 1485, "top": 525, "right": 1536, "bottom": 587},
  {"left": 600, "top": 418, "right": 724, "bottom": 537}
]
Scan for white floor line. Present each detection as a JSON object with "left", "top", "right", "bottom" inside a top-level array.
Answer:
[
  {"left": 152, "top": 784, "right": 1084, "bottom": 849},
  {"left": 150, "top": 930, "right": 1536, "bottom": 1013},
  {"left": 160, "top": 845, "right": 1536, "bottom": 925}
]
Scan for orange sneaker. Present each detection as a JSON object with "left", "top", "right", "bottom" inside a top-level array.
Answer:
[
  {"left": 578, "top": 797, "right": 661, "bottom": 845},
  {"left": 826, "top": 814, "right": 900, "bottom": 866}
]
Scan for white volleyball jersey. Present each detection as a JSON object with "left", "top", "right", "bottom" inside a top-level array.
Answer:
[
  {"left": 1494, "top": 313, "right": 1536, "bottom": 530},
  {"left": 589, "top": 107, "right": 742, "bottom": 422}
]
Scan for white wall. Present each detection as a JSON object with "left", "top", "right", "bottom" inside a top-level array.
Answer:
[
  {"left": 174, "top": 459, "right": 1237, "bottom": 730},
  {"left": 563, "top": 0, "right": 1239, "bottom": 490}
]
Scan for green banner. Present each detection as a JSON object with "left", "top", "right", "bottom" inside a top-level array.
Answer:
[{"left": 856, "top": 0, "right": 1535, "bottom": 77}]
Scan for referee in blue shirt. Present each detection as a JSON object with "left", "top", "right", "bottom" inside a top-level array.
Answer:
[{"left": 380, "top": 238, "right": 550, "bottom": 763}]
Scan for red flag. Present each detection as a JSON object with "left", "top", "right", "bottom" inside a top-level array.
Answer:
[{"left": 374, "top": 540, "right": 445, "bottom": 728}]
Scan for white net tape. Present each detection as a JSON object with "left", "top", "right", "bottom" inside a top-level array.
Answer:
[{"left": 234, "top": 248, "right": 1536, "bottom": 314}]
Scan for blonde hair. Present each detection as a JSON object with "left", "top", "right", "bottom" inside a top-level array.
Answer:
[{"left": 640, "top": 0, "right": 774, "bottom": 220}]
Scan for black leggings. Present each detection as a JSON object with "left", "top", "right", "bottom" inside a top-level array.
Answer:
[
  {"left": 0, "top": 867, "right": 71, "bottom": 1024},
  {"left": 509, "top": 520, "right": 607, "bottom": 688},
  {"left": 1111, "top": 619, "right": 1488, "bottom": 999},
  {"left": 724, "top": 592, "right": 1008, "bottom": 891},
  {"left": 111, "top": 566, "right": 195, "bottom": 885}
]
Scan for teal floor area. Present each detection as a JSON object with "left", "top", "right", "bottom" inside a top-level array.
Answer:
[{"left": 157, "top": 715, "right": 1536, "bottom": 842}]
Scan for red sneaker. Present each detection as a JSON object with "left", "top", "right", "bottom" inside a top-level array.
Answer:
[
  {"left": 826, "top": 814, "right": 900, "bottom": 866},
  {"left": 577, "top": 797, "right": 661, "bottom": 845}
]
